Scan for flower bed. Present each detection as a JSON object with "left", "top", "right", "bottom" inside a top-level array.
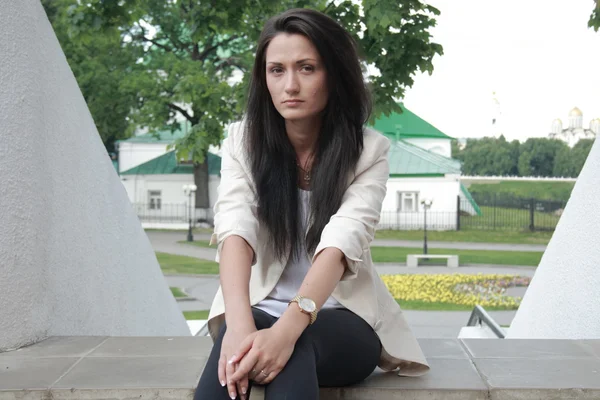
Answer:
[{"left": 381, "top": 274, "right": 531, "bottom": 309}]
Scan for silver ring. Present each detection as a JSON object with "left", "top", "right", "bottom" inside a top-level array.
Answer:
[{"left": 260, "top": 370, "right": 269, "bottom": 377}]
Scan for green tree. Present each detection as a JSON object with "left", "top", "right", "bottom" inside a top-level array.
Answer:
[
  {"left": 590, "top": 0, "right": 600, "bottom": 31},
  {"left": 518, "top": 138, "right": 568, "bottom": 177},
  {"left": 65, "top": 0, "right": 443, "bottom": 210},
  {"left": 460, "top": 136, "right": 519, "bottom": 176},
  {"left": 42, "top": 0, "right": 139, "bottom": 153},
  {"left": 451, "top": 139, "right": 462, "bottom": 159}
]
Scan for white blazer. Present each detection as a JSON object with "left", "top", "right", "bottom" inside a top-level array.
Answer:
[{"left": 207, "top": 121, "right": 429, "bottom": 376}]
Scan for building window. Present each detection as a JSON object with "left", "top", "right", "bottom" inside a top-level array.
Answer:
[
  {"left": 397, "top": 191, "right": 419, "bottom": 212},
  {"left": 148, "top": 190, "right": 162, "bottom": 210}
]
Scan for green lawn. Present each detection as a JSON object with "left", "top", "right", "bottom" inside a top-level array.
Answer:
[
  {"left": 468, "top": 181, "right": 575, "bottom": 203},
  {"left": 183, "top": 310, "right": 210, "bottom": 320},
  {"left": 460, "top": 206, "right": 561, "bottom": 231},
  {"left": 372, "top": 247, "right": 541, "bottom": 266},
  {"left": 170, "top": 287, "right": 187, "bottom": 298},
  {"left": 176, "top": 241, "right": 542, "bottom": 266},
  {"left": 397, "top": 299, "right": 517, "bottom": 311},
  {"left": 179, "top": 240, "right": 212, "bottom": 248},
  {"left": 157, "top": 252, "right": 219, "bottom": 275},
  {"left": 374, "top": 229, "right": 552, "bottom": 244}
]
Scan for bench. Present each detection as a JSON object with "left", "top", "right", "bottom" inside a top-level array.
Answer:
[
  {"left": 3, "top": 336, "right": 600, "bottom": 400},
  {"left": 407, "top": 254, "right": 459, "bottom": 268}
]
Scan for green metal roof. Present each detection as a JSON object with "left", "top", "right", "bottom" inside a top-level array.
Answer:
[
  {"left": 372, "top": 103, "right": 453, "bottom": 140},
  {"left": 120, "top": 151, "right": 221, "bottom": 176},
  {"left": 460, "top": 182, "right": 482, "bottom": 216},
  {"left": 388, "top": 139, "right": 461, "bottom": 176}
]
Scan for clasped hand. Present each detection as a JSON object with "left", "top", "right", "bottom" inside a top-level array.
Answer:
[{"left": 228, "top": 325, "right": 296, "bottom": 387}]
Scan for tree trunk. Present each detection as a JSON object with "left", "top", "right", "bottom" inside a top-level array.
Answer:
[{"left": 194, "top": 158, "right": 210, "bottom": 222}]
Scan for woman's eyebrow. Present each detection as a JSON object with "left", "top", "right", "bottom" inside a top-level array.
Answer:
[{"left": 266, "top": 58, "right": 318, "bottom": 65}]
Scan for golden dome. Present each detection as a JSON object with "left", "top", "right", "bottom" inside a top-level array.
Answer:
[
  {"left": 569, "top": 107, "right": 583, "bottom": 117},
  {"left": 552, "top": 118, "right": 562, "bottom": 124}
]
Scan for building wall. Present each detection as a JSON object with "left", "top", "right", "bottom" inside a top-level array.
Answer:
[
  {"left": 121, "top": 174, "right": 220, "bottom": 227},
  {"left": 403, "top": 138, "right": 452, "bottom": 158},
  {"left": 379, "top": 177, "right": 460, "bottom": 230},
  {"left": 508, "top": 138, "right": 600, "bottom": 339},
  {"left": 117, "top": 142, "right": 171, "bottom": 173},
  {"left": 0, "top": 0, "right": 190, "bottom": 352}
]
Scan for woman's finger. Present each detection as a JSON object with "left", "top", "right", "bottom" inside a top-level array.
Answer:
[
  {"left": 261, "top": 369, "right": 281, "bottom": 385},
  {"left": 218, "top": 354, "right": 227, "bottom": 388},
  {"left": 226, "top": 360, "right": 237, "bottom": 399},
  {"left": 251, "top": 367, "right": 272, "bottom": 385},
  {"left": 230, "top": 350, "right": 259, "bottom": 382},
  {"left": 236, "top": 371, "right": 249, "bottom": 400},
  {"left": 229, "top": 332, "right": 258, "bottom": 364}
]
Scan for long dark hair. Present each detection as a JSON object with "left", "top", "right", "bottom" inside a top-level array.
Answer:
[{"left": 245, "top": 8, "right": 371, "bottom": 261}]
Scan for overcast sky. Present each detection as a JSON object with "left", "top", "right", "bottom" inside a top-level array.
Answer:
[{"left": 400, "top": 0, "right": 600, "bottom": 141}]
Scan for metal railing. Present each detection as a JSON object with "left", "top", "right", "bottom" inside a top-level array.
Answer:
[{"left": 466, "top": 305, "right": 506, "bottom": 338}]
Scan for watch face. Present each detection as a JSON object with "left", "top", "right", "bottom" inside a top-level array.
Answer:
[{"left": 299, "top": 297, "right": 316, "bottom": 313}]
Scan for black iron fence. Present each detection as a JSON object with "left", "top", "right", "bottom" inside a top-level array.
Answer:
[
  {"left": 133, "top": 203, "right": 213, "bottom": 225},
  {"left": 134, "top": 193, "right": 567, "bottom": 232},
  {"left": 460, "top": 193, "right": 566, "bottom": 231}
]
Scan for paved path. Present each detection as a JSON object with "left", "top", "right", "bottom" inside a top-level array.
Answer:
[{"left": 147, "top": 230, "right": 547, "bottom": 253}]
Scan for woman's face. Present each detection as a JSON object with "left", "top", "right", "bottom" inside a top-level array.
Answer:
[{"left": 265, "top": 33, "right": 328, "bottom": 123}]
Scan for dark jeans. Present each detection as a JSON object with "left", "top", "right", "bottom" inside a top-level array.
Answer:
[{"left": 194, "top": 307, "right": 381, "bottom": 400}]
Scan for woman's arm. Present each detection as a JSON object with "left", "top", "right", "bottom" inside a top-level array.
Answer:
[
  {"left": 220, "top": 235, "right": 255, "bottom": 329},
  {"left": 275, "top": 248, "right": 346, "bottom": 336}
]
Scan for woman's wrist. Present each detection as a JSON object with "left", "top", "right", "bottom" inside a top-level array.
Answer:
[
  {"left": 224, "top": 302, "right": 255, "bottom": 332},
  {"left": 274, "top": 302, "right": 311, "bottom": 340}
]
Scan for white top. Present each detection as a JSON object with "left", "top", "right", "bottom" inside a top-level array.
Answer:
[{"left": 254, "top": 189, "right": 346, "bottom": 318}]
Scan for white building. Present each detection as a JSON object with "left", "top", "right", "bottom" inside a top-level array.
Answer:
[
  {"left": 373, "top": 105, "right": 479, "bottom": 230},
  {"left": 117, "top": 103, "right": 478, "bottom": 230},
  {"left": 548, "top": 107, "right": 599, "bottom": 147}
]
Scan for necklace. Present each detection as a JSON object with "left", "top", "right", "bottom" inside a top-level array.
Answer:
[
  {"left": 297, "top": 163, "right": 311, "bottom": 183},
  {"left": 296, "top": 153, "right": 313, "bottom": 183}
]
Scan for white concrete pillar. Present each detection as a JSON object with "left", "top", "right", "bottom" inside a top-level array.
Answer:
[
  {"left": 508, "top": 138, "right": 600, "bottom": 338},
  {"left": 0, "top": 0, "right": 190, "bottom": 352}
]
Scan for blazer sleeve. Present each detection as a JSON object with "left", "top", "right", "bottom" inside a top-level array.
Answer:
[
  {"left": 210, "top": 121, "right": 259, "bottom": 265},
  {"left": 312, "top": 134, "right": 390, "bottom": 280}
]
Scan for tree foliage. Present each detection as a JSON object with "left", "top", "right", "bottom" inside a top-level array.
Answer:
[
  {"left": 590, "top": 0, "right": 600, "bottom": 31},
  {"left": 54, "top": 0, "right": 443, "bottom": 208},
  {"left": 42, "top": 0, "right": 140, "bottom": 153},
  {"left": 454, "top": 136, "right": 593, "bottom": 178}
]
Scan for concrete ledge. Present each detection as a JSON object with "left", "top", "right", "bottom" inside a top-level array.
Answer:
[{"left": 1, "top": 337, "right": 599, "bottom": 399}]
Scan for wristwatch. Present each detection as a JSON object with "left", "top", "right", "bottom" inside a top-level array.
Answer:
[{"left": 289, "top": 295, "right": 318, "bottom": 325}]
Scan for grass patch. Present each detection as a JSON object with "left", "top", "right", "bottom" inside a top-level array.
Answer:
[
  {"left": 157, "top": 252, "right": 219, "bottom": 275},
  {"left": 375, "top": 229, "right": 552, "bottom": 245},
  {"left": 371, "top": 247, "right": 542, "bottom": 266},
  {"left": 461, "top": 205, "right": 561, "bottom": 231},
  {"left": 179, "top": 240, "right": 212, "bottom": 248},
  {"left": 170, "top": 287, "right": 187, "bottom": 298},
  {"left": 468, "top": 181, "right": 575, "bottom": 203},
  {"left": 177, "top": 241, "right": 542, "bottom": 266},
  {"left": 183, "top": 310, "right": 210, "bottom": 320},
  {"left": 396, "top": 299, "right": 515, "bottom": 311}
]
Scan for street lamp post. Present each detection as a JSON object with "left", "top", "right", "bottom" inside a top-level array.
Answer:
[
  {"left": 183, "top": 184, "right": 197, "bottom": 242},
  {"left": 421, "top": 198, "right": 433, "bottom": 255}
]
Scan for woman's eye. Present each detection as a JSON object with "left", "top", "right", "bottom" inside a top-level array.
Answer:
[
  {"left": 301, "top": 65, "right": 314, "bottom": 72},
  {"left": 270, "top": 67, "right": 283, "bottom": 74}
]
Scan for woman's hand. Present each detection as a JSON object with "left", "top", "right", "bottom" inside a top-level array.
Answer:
[
  {"left": 219, "top": 324, "right": 257, "bottom": 400},
  {"left": 228, "top": 324, "right": 297, "bottom": 385}
]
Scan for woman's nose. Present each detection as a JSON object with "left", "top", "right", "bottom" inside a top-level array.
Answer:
[{"left": 284, "top": 73, "right": 300, "bottom": 94}]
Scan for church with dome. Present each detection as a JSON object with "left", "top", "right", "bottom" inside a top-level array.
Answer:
[{"left": 549, "top": 107, "right": 599, "bottom": 147}]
